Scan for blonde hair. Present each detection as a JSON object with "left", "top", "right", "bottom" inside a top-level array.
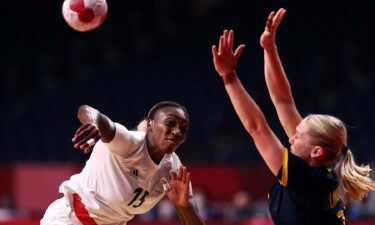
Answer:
[{"left": 304, "top": 114, "right": 375, "bottom": 201}]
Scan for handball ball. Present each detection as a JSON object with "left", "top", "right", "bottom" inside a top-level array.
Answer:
[{"left": 62, "top": 0, "right": 108, "bottom": 32}]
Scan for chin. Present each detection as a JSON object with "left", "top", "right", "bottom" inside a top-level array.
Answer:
[{"left": 162, "top": 145, "right": 176, "bottom": 155}]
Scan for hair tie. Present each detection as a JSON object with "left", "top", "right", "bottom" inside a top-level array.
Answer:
[{"left": 342, "top": 146, "right": 349, "bottom": 155}]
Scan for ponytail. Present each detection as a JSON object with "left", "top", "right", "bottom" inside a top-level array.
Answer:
[{"left": 335, "top": 149, "right": 375, "bottom": 201}]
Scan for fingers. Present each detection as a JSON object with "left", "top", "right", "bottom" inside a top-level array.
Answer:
[
  {"left": 170, "top": 170, "right": 178, "bottom": 181},
  {"left": 82, "top": 134, "right": 100, "bottom": 153},
  {"left": 177, "top": 165, "right": 188, "bottom": 183},
  {"left": 177, "top": 165, "right": 183, "bottom": 180},
  {"left": 228, "top": 30, "right": 234, "bottom": 52},
  {"left": 72, "top": 123, "right": 100, "bottom": 153},
  {"left": 214, "top": 29, "right": 243, "bottom": 61},
  {"left": 186, "top": 172, "right": 191, "bottom": 187},
  {"left": 234, "top": 44, "right": 246, "bottom": 61},
  {"left": 161, "top": 177, "right": 171, "bottom": 193},
  {"left": 212, "top": 45, "right": 218, "bottom": 57},
  {"left": 266, "top": 11, "right": 275, "bottom": 29},
  {"left": 219, "top": 35, "right": 224, "bottom": 55},
  {"left": 273, "top": 8, "right": 286, "bottom": 27},
  {"left": 86, "top": 138, "right": 96, "bottom": 146},
  {"left": 73, "top": 123, "right": 92, "bottom": 139},
  {"left": 171, "top": 165, "right": 188, "bottom": 183},
  {"left": 182, "top": 166, "right": 187, "bottom": 183},
  {"left": 73, "top": 128, "right": 99, "bottom": 148},
  {"left": 268, "top": 11, "right": 275, "bottom": 20},
  {"left": 223, "top": 30, "right": 228, "bottom": 50},
  {"left": 220, "top": 29, "right": 235, "bottom": 53},
  {"left": 266, "top": 8, "right": 286, "bottom": 30}
]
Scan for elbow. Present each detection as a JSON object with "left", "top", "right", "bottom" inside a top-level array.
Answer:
[
  {"left": 271, "top": 97, "right": 295, "bottom": 108},
  {"left": 243, "top": 116, "right": 269, "bottom": 137},
  {"left": 243, "top": 120, "right": 263, "bottom": 135},
  {"left": 78, "top": 105, "right": 90, "bottom": 112},
  {"left": 78, "top": 105, "right": 86, "bottom": 119},
  {"left": 270, "top": 87, "right": 294, "bottom": 105},
  {"left": 77, "top": 105, "right": 98, "bottom": 124},
  {"left": 78, "top": 105, "right": 94, "bottom": 117}
]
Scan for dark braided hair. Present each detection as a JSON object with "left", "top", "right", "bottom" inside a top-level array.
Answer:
[{"left": 147, "top": 101, "right": 189, "bottom": 122}]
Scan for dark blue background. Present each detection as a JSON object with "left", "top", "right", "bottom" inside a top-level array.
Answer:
[{"left": 1, "top": 0, "right": 374, "bottom": 164}]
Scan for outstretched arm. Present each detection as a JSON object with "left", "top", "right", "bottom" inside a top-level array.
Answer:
[
  {"left": 260, "top": 8, "right": 302, "bottom": 138},
  {"left": 72, "top": 105, "right": 116, "bottom": 153},
  {"left": 163, "top": 166, "right": 205, "bottom": 225},
  {"left": 212, "top": 30, "right": 284, "bottom": 175}
]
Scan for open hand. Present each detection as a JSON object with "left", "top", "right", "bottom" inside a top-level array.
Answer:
[
  {"left": 162, "top": 165, "right": 190, "bottom": 207},
  {"left": 212, "top": 30, "right": 245, "bottom": 77},
  {"left": 72, "top": 123, "right": 101, "bottom": 153},
  {"left": 260, "top": 8, "right": 286, "bottom": 51}
]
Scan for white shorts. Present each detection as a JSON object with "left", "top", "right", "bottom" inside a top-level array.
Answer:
[{"left": 41, "top": 197, "right": 81, "bottom": 225}]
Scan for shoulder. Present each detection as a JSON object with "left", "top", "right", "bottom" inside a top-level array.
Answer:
[
  {"left": 128, "top": 130, "right": 146, "bottom": 143},
  {"left": 280, "top": 149, "right": 337, "bottom": 191},
  {"left": 104, "top": 123, "right": 146, "bottom": 156},
  {"left": 113, "top": 123, "right": 146, "bottom": 143}
]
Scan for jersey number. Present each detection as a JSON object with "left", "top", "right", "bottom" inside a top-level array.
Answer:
[{"left": 127, "top": 188, "right": 149, "bottom": 208}]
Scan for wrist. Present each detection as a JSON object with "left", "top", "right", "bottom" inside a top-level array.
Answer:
[
  {"left": 175, "top": 203, "right": 191, "bottom": 210},
  {"left": 222, "top": 71, "right": 238, "bottom": 85},
  {"left": 263, "top": 45, "right": 277, "bottom": 53}
]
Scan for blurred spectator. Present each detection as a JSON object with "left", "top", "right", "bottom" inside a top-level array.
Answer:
[
  {"left": 346, "top": 165, "right": 375, "bottom": 219},
  {"left": 0, "top": 193, "right": 28, "bottom": 221},
  {"left": 156, "top": 198, "right": 176, "bottom": 221},
  {"left": 192, "top": 187, "right": 209, "bottom": 220},
  {"left": 223, "top": 190, "right": 253, "bottom": 222},
  {"left": 0, "top": 194, "right": 14, "bottom": 221}
]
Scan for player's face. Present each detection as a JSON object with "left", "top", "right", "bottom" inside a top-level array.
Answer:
[
  {"left": 148, "top": 107, "right": 189, "bottom": 154},
  {"left": 289, "top": 119, "right": 315, "bottom": 161}
]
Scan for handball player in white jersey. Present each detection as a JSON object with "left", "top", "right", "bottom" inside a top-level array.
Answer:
[{"left": 41, "top": 101, "right": 204, "bottom": 225}]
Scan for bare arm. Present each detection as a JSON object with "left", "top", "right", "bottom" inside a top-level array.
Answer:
[
  {"left": 212, "top": 30, "right": 284, "bottom": 175},
  {"left": 72, "top": 105, "right": 116, "bottom": 153},
  {"left": 223, "top": 73, "right": 284, "bottom": 175},
  {"left": 163, "top": 166, "right": 205, "bottom": 225},
  {"left": 175, "top": 197, "right": 204, "bottom": 225},
  {"left": 260, "top": 8, "right": 302, "bottom": 138}
]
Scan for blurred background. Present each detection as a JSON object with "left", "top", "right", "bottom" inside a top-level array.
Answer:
[{"left": 1, "top": 0, "right": 375, "bottom": 224}]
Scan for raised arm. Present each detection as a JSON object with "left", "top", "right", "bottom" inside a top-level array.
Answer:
[
  {"left": 260, "top": 8, "right": 302, "bottom": 138},
  {"left": 162, "top": 166, "right": 205, "bottom": 225},
  {"left": 72, "top": 105, "right": 116, "bottom": 153},
  {"left": 212, "top": 30, "right": 284, "bottom": 175}
]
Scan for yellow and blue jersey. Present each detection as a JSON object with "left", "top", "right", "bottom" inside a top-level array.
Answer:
[{"left": 269, "top": 148, "right": 347, "bottom": 225}]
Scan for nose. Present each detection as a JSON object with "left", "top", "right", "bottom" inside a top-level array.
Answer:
[
  {"left": 289, "top": 135, "right": 294, "bottom": 145},
  {"left": 171, "top": 128, "right": 181, "bottom": 137}
]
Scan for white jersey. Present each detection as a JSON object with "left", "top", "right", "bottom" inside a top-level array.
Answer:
[{"left": 59, "top": 123, "right": 191, "bottom": 225}]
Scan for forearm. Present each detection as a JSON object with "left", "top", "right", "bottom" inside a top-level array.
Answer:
[
  {"left": 175, "top": 204, "right": 204, "bottom": 225},
  {"left": 264, "top": 48, "right": 302, "bottom": 137},
  {"left": 223, "top": 72, "right": 268, "bottom": 134},
  {"left": 264, "top": 47, "right": 293, "bottom": 104},
  {"left": 77, "top": 105, "right": 116, "bottom": 143},
  {"left": 176, "top": 207, "right": 187, "bottom": 225}
]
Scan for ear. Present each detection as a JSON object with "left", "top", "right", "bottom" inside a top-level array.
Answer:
[
  {"left": 148, "top": 120, "right": 153, "bottom": 127},
  {"left": 310, "top": 146, "right": 324, "bottom": 158}
]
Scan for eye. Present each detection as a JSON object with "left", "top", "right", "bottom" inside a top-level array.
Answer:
[{"left": 164, "top": 120, "right": 176, "bottom": 127}]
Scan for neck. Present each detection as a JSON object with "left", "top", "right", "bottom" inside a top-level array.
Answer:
[
  {"left": 146, "top": 135, "right": 164, "bottom": 164},
  {"left": 308, "top": 158, "right": 327, "bottom": 167}
]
